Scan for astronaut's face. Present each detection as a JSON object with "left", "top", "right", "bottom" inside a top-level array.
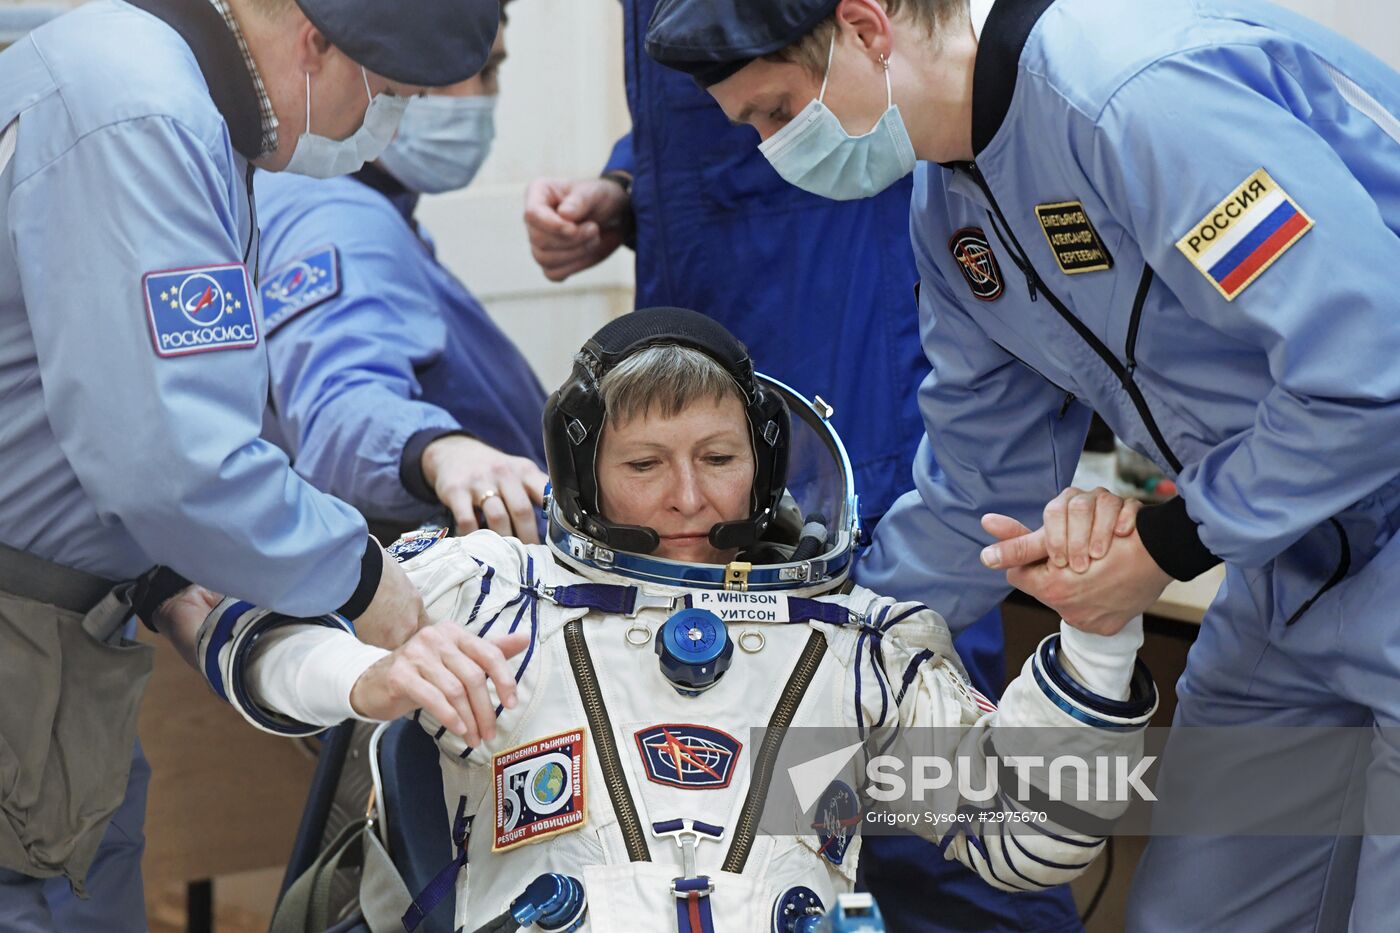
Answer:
[{"left": 596, "top": 394, "right": 755, "bottom": 564}]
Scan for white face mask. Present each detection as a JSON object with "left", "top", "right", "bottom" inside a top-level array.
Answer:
[
  {"left": 377, "top": 94, "right": 497, "bottom": 195},
  {"left": 758, "top": 34, "right": 917, "bottom": 201},
  {"left": 284, "top": 67, "right": 410, "bottom": 179}
]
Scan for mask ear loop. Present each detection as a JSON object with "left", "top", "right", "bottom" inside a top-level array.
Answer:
[
  {"left": 303, "top": 72, "right": 313, "bottom": 134},
  {"left": 361, "top": 66, "right": 373, "bottom": 104},
  {"left": 818, "top": 31, "right": 837, "bottom": 103}
]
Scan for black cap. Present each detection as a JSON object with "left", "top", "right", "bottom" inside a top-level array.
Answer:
[
  {"left": 295, "top": 0, "right": 501, "bottom": 87},
  {"left": 645, "top": 0, "right": 839, "bottom": 87}
]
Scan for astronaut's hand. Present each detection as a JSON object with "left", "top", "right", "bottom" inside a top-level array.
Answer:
[
  {"left": 982, "top": 514, "right": 1171, "bottom": 635},
  {"left": 980, "top": 487, "right": 1141, "bottom": 573},
  {"left": 355, "top": 551, "right": 430, "bottom": 650},
  {"left": 524, "top": 176, "right": 631, "bottom": 282},
  {"left": 422, "top": 435, "right": 547, "bottom": 544},
  {"left": 349, "top": 625, "right": 528, "bottom": 744}
]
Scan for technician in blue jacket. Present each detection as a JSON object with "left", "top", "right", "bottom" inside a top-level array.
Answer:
[
  {"left": 0, "top": 0, "right": 500, "bottom": 929},
  {"left": 257, "top": 15, "right": 548, "bottom": 545},
  {"left": 520, "top": 3, "right": 1073, "bottom": 931},
  {"left": 645, "top": 0, "right": 1400, "bottom": 927}
]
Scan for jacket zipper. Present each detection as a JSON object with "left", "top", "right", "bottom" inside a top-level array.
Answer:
[
  {"left": 722, "top": 630, "right": 827, "bottom": 874},
  {"left": 564, "top": 620, "right": 651, "bottom": 862},
  {"left": 966, "top": 163, "right": 1183, "bottom": 473}
]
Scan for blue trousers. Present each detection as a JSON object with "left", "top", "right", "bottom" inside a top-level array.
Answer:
[
  {"left": 858, "top": 609, "right": 1083, "bottom": 932},
  {"left": 1125, "top": 546, "right": 1400, "bottom": 932},
  {"left": 0, "top": 741, "right": 149, "bottom": 933}
]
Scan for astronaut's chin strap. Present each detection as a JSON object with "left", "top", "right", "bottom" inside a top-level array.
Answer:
[{"left": 653, "top": 820, "right": 725, "bottom": 933}]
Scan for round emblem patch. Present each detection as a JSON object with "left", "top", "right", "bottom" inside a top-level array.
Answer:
[{"left": 949, "top": 228, "right": 1005, "bottom": 302}]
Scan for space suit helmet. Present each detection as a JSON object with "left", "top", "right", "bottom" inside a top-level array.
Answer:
[
  {"left": 544, "top": 308, "right": 861, "bottom": 591},
  {"left": 544, "top": 307, "right": 790, "bottom": 555}
]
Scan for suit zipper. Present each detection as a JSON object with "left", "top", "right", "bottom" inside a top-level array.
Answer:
[
  {"left": 966, "top": 163, "right": 1182, "bottom": 473},
  {"left": 565, "top": 620, "right": 651, "bottom": 861},
  {"left": 722, "top": 630, "right": 827, "bottom": 874}
]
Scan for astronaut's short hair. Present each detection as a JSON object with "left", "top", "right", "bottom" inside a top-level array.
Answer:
[{"left": 598, "top": 344, "right": 744, "bottom": 426}]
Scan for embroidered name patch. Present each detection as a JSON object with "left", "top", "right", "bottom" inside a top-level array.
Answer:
[
  {"left": 260, "top": 246, "right": 341, "bottom": 335},
  {"left": 386, "top": 526, "right": 449, "bottom": 563},
  {"left": 1175, "top": 168, "right": 1313, "bottom": 301},
  {"left": 948, "top": 228, "right": 1004, "bottom": 301},
  {"left": 1035, "top": 201, "right": 1113, "bottom": 274},
  {"left": 493, "top": 729, "right": 586, "bottom": 851},
  {"left": 635, "top": 724, "right": 742, "bottom": 789},
  {"left": 143, "top": 263, "right": 258, "bottom": 358}
]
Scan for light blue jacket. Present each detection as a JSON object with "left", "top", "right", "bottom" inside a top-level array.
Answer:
[
  {"left": 255, "top": 167, "right": 547, "bottom": 524},
  {"left": 0, "top": 1, "right": 366, "bottom": 614},
  {"left": 862, "top": 0, "right": 1400, "bottom": 629}
]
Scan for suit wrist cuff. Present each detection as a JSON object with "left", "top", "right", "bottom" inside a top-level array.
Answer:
[
  {"left": 400, "top": 428, "right": 469, "bottom": 505},
  {"left": 1136, "top": 496, "right": 1220, "bottom": 581},
  {"left": 336, "top": 535, "right": 383, "bottom": 621}
]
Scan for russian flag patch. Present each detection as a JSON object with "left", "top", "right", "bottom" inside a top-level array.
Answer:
[{"left": 1175, "top": 168, "right": 1313, "bottom": 302}]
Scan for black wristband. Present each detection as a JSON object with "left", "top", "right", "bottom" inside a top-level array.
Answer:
[
  {"left": 1136, "top": 496, "right": 1221, "bottom": 581},
  {"left": 400, "top": 428, "right": 470, "bottom": 505},
  {"left": 337, "top": 535, "right": 383, "bottom": 620},
  {"left": 132, "top": 566, "right": 193, "bottom": 633}
]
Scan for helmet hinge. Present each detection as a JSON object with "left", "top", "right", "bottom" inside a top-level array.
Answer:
[{"left": 723, "top": 561, "right": 752, "bottom": 592}]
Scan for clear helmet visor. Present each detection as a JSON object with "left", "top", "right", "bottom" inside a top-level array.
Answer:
[{"left": 547, "top": 373, "right": 861, "bottom": 591}]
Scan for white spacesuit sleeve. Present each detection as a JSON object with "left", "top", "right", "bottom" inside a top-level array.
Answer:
[
  {"left": 194, "top": 532, "right": 508, "bottom": 738},
  {"left": 1056, "top": 616, "right": 1144, "bottom": 700},
  {"left": 878, "top": 606, "right": 1155, "bottom": 892},
  {"left": 244, "top": 624, "right": 389, "bottom": 727}
]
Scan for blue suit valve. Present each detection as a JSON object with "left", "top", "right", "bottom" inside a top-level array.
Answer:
[
  {"left": 655, "top": 608, "right": 733, "bottom": 696},
  {"left": 509, "top": 873, "right": 587, "bottom": 931},
  {"left": 815, "top": 893, "right": 885, "bottom": 932}
]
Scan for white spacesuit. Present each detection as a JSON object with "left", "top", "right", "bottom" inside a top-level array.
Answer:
[{"left": 196, "top": 308, "right": 1156, "bottom": 933}]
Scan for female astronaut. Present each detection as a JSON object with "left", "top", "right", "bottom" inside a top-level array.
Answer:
[{"left": 197, "top": 308, "right": 1155, "bottom": 932}]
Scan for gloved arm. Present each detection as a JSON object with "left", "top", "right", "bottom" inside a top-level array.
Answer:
[
  {"left": 876, "top": 604, "right": 1154, "bottom": 891},
  {"left": 203, "top": 534, "right": 534, "bottom": 742}
]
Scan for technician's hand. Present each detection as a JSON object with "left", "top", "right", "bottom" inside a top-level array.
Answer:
[
  {"left": 155, "top": 584, "right": 224, "bottom": 668},
  {"left": 524, "top": 176, "right": 631, "bottom": 282},
  {"left": 350, "top": 625, "right": 529, "bottom": 744},
  {"left": 422, "top": 435, "right": 547, "bottom": 544},
  {"left": 354, "top": 550, "right": 430, "bottom": 650},
  {"left": 981, "top": 513, "right": 1171, "bottom": 635},
  {"left": 980, "top": 487, "right": 1142, "bottom": 574}
]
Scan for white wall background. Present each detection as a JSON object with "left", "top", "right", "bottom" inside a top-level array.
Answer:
[
  {"left": 424, "top": 0, "right": 1400, "bottom": 388},
  {"left": 415, "top": 0, "right": 632, "bottom": 389}
]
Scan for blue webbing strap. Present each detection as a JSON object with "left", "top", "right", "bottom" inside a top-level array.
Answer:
[
  {"left": 673, "top": 877, "right": 715, "bottom": 933},
  {"left": 403, "top": 797, "right": 473, "bottom": 932},
  {"left": 549, "top": 583, "right": 638, "bottom": 615}
]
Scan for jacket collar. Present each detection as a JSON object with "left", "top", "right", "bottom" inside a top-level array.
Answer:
[
  {"left": 971, "top": 0, "right": 1056, "bottom": 156},
  {"left": 352, "top": 162, "right": 422, "bottom": 223},
  {"left": 123, "top": 0, "right": 263, "bottom": 160}
]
